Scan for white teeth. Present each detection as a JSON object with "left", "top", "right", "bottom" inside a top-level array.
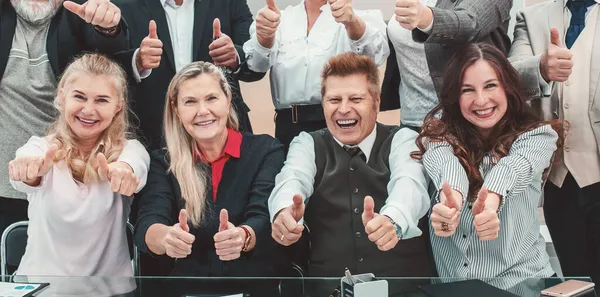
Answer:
[
  {"left": 78, "top": 117, "right": 97, "bottom": 124},
  {"left": 474, "top": 108, "right": 494, "bottom": 116},
  {"left": 336, "top": 120, "right": 357, "bottom": 125},
  {"left": 195, "top": 120, "right": 215, "bottom": 126}
]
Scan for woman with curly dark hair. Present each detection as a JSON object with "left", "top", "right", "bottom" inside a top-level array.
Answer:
[{"left": 412, "top": 43, "right": 564, "bottom": 291}]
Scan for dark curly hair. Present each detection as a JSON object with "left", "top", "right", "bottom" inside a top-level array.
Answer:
[{"left": 411, "top": 43, "right": 564, "bottom": 202}]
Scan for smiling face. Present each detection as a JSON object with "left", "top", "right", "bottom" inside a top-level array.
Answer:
[
  {"left": 459, "top": 60, "right": 508, "bottom": 137},
  {"left": 10, "top": 0, "right": 62, "bottom": 24},
  {"left": 322, "top": 74, "right": 379, "bottom": 145},
  {"left": 61, "top": 74, "right": 123, "bottom": 144},
  {"left": 174, "top": 74, "right": 230, "bottom": 145}
]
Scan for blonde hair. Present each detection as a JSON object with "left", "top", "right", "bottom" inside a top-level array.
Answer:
[
  {"left": 48, "top": 53, "right": 131, "bottom": 183},
  {"left": 164, "top": 61, "right": 239, "bottom": 227}
]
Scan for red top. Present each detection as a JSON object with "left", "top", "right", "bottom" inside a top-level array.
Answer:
[{"left": 194, "top": 128, "right": 242, "bottom": 202}]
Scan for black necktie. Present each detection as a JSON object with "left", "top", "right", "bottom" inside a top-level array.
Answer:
[
  {"left": 565, "top": 0, "right": 596, "bottom": 48},
  {"left": 343, "top": 145, "right": 366, "bottom": 162}
]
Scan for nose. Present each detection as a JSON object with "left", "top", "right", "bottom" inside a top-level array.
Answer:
[
  {"left": 337, "top": 99, "right": 351, "bottom": 115},
  {"left": 81, "top": 101, "right": 95, "bottom": 115},
  {"left": 474, "top": 91, "right": 488, "bottom": 106},
  {"left": 196, "top": 101, "right": 210, "bottom": 116}
]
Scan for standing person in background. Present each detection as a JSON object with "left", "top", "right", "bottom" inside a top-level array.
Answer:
[
  {"left": 114, "top": 0, "right": 264, "bottom": 151},
  {"left": 243, "top": 0, "right": 389, "bottom": 151},
  {"left": 381, "top": 0, "right": 512, "bottom": 131},
  {"left": 9, "top": 54, "right": 148, "bottom": 295},
  {"left": 0, "top": 0, "right": 129, "bottom": 265},
  {"left": 509, "top": 0, "right": 600, "bottom": 283},
  {"left": 413, "top": 43, "right": 563, "bottom": 292}
]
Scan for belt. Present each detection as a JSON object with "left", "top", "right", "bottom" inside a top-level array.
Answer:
[{"left": 275, "top": 104, "right": 325, "bottom": 124}]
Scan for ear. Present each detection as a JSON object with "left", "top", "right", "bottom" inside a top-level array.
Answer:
[
  {"left": 171, "top": 101, "right": 181, "bottom": 121},
  {"left": 375, "top": 94, "right": 381, "bottom": 113},
  {"left": 115, "top": 99, "right": 124, "bottom": 113}
]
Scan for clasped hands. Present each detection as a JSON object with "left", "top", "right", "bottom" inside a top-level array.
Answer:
[
  {"left": 271, "top": 194, "right": 400, "bottom": 251},
  {"left": 431, "top": 181, "right": 501, "bottom": 241}
]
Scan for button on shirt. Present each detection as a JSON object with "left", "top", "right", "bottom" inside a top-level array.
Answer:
[
  {"left": 194, "top": 128, "right": 242, "bottom": 202},
  {"left": 243, "top": 1, "right": 389, "bottom": 109}
]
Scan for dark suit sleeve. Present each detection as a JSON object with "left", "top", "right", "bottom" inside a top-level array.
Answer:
[
  {"left": 241, "top": 138, "right": 285, "bottom": 249},
  {"left": 230, "top": 0, "right": 266, "bottom": 82},
  {"left": 412, "top": 0, "right": 512, "bottom": 44},
  {"left": 111, "top": 49, "right": 138, "bottom": 85},
  {"left": 380, "top": 36, "right": 401, "bottom": 112},
  {"left": 134, "top": 152, "right": 175, "bottom": 255},
  {"left": 67, "top": 0, "right": 130, "bottom": 53}
]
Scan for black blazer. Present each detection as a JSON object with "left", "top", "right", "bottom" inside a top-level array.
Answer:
[
  {"left": 0, "top": 0, "right": 130, "bottom": 80},
  {"left": 113, "top": 0, "right": 265, "bottom": 150},
  {"left": 134, "top": 133, "right": 285, "bottom": 277}
]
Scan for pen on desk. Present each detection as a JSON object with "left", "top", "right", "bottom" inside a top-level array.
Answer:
[{"left": 344, "top": 267, "right": 355, "bottom": 286}]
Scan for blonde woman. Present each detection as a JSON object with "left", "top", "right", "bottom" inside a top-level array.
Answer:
[
  {"left": 135, "top": 61, "right": 285, "bottom": 279},
  {"left": 8, "top": 53, "right": 150, "bottom": 278}
]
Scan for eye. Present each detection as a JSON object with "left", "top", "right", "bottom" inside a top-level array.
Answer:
[
  {"left": 184, "top": 98, "right": 197, "bottom": 105},
  {"left": 461, "top": 88, "right": 474, "bottom": 94},
  {"left": 328, "top": 98, "right": 341, "bottom": 103},
  {"left": 206, "top": 96, "right": 218, "bottom": 102},
  {"left": 74, "top": 94, "right": 86, "bottom": 100},
  {"left": 485, "top": 83, "right": 498, "bottom": 89},
  {"left": 96, "top": 98, "right": 109, "bottom": 103},
  {"left": 351, "top": 97, "right": 362, "bottom": 102}
]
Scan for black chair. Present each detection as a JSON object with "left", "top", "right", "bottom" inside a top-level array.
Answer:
[{"left": 0, "top": 221, "right": 28, "bottom": 282}]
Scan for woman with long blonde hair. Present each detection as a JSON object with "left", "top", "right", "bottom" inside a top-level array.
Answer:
[
  {"left": 9, "top": 53, "right": 149, "bottom": 280},
  {"left": 135, "top": 61, "right": 285, "bottom": 279}
]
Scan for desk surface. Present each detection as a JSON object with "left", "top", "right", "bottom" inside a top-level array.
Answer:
[{"left": 10, "top": 276, "right": 595, "bottom": 297}]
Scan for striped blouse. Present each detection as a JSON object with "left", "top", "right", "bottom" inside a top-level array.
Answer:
[{"left": 422, "top": 124, "right": 558, "bottom": 290}]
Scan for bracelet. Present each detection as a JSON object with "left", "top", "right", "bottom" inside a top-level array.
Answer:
[
  {"left": 239, "top": 225, "right": 252, "bottom": 252},
  {"left": 93, "top": 24, "right": 120, "bottom": 37}
]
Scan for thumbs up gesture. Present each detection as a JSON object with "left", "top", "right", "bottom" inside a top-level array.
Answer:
[
  {"left": 163, "top": 209, "right": 196, "bottom": 259},
  {"left": 96, "top": 153, "right": 139, "bottom": 196},
  {"left": 136, "top": 20, "right": 163, "bottom": 73},
  {"left": 362, "top": 196, "right": 399, "bottom": 251},
  {"left": 9, "top": 144, "right": 59, "bottom": 187},
  {"left": 63, "top": 0, "right": 121, "bottom": 31},
  {"left": 394, "top": 0, "right": 433, "bottom": 30},
  {"left": 214, "top": 209, "right": 248, "bottom": 261},
  {"left": 430, "top": 181, "right": 463, "bottom": 237},
  {"left": 540, "top": 27, "right": 573, "bottom": 83},
  {"left": 256, "top": 0, "right": 281, "bottom": 49},
  {"left": 209, "top": 18, "right": 239, "bottom": 69},
  {"left": 272, "top": 194, "right": 305, "bottom": 246},
  {"left": 329, "top": 0, "right": 356, "bottom": 25},
  {"left": 472, "top": 188, "right": 501, "bottom": 241}
]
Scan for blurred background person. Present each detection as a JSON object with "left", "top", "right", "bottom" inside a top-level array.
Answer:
[
  {"left": 9, "top": 54, "right": 148, "bottom": 288},
  {"left": 135, "top": 62, "right": 284, "bottom": 282},
  {"left": 381, "top": 0, "right": 512, "bottom": 131},
  {"left": 0, "top": 0, "right": 129, "bottom": 267},
  {"left": 509, "top": 0, "right": 600, "bottom": 283},
  {"left": 243, "top": 0, "right": 389, "bottom": 151},
  {"left": 413, "top": 43, "right": 563, "bottom": 290}
]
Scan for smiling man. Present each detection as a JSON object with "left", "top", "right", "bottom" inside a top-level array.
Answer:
[{"left": 267, "top": 52, "right": 434, "bottom": 277}]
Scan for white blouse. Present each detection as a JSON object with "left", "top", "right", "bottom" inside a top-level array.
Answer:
[{"left": 10, "top": 136, "right": 149, "bottom": 279}]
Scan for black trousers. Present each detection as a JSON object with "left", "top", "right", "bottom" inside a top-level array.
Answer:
[
  {"left": 544, "top": 173, "right": 600, "bottom": 283},
  {"left": 274, "top": 107, "right": 326, "bottom": 153},
  {"left": 0, "top": 197, "right": 29, "bottom": 274}
]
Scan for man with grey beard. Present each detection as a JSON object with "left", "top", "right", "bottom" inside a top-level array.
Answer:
[{"left": 0, "top": 0, "right": 129, "bottom": 270}]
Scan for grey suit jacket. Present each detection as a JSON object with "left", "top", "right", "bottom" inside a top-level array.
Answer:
[
  {"left": 509, "top": 0, "right": 600, "bottom": 153},
  {"left": 381, "top": 0, "right": 513, "bottom": 111}
]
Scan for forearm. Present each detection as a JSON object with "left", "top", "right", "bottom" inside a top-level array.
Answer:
[
  {"left": 145, "top": 223, "right": 169, "bottom": 255},
  {"left": 345, "top": 16, "right": 366, "bottom": 41}
]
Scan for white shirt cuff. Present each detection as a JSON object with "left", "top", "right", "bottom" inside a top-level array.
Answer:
[
  {"left": 418, "top": 18, "right": 434, "bottom": 34},
  {"left": 132, "top": 48, "right": 152, "bottom": 83}
]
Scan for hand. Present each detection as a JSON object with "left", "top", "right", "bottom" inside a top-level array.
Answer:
[
  {"left": 394, "top": 0, "right": 433, "bottom": 30},
  {"left": 430, "top": 181, "right": 462, "bottom": 237},
  {"left": 472, "top": 188, "right": 501, "bottom": 241},
  {"left": 163, "top": 209, "right": 196, "bottom": 259},
  {"left": 214, "top": 209, "right": 245, "bottom": 261},
  {"left": 8, "top": 144, "right": 58, "bottom": 186},
  {"left": 136, "top": 20, "right": 163, "bottom": 72},
  {"left": 97, "top": 153, "right": 139, "bottom": 196},
  {"left": 256, "top": 0, "right": 281, "bottom": 49},
  {"left": 540, "top": 27, "right": 573, "bottom": 83},
  {"left": 272, "top": 194, "right": 305, "bottom": 246},
  {"left": 362, "top": 196, "right": 399, "bottom": 251},
  {"left": 329, "top": 0, "right": 355, "bottom": 25},
  {"left": 209, "top": 18, "right": 239, "bottom": 69},
  {"left": 63, "top": 0, "right": 121, "bottom": 29}
]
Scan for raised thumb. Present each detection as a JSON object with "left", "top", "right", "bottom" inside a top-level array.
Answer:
[
  {"left": 266, "top": 0, "right": 278, "bottom": 11},
  {"left": 219, "top": 209, "right": 229, "bottom": 231},
  {"left": 441, "top": 181, "right": 457, "bottom": 209},
  {"left": 179, "top": 209, "right": 189, "bottom": 232},
  {"left": 40, "top": 144, "right": 58, "bottom": 175},
  {"left": 472, "top": 187, "right": 488, "bottom": 215},
  {"left": 97, "top": 152, "right": 110, "bottom": 180},
  {"left": 148, "top": 20, "right": 158, "bottom": 39},
  {"left": 362, "top": 196, "right": 375, "bottom": 225},
  {"left": 213, "top": 18, "right": 221, "bottom": 39},
  {"left": 63, "top": 1, "right": 84, "bottom": 18},
  {"left": 550, "top": 27, "right": 563, "bottom": 48}
]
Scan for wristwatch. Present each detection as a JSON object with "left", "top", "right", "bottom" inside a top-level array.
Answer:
[
  {"left": 239, "top": 226, "right": 252, "bottom": 252},
  {"left": 384, "top": 215, "right": 403, "bottom": 241}
]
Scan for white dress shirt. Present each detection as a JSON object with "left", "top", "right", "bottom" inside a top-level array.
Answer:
[
  {"left": 132, "top": 0, "right": 196, "bottom": 81},
  {"left": 268, "top": 126, "right": 430, "bottom": 239},
  {"left": 12, "top": 136, "right": 150, "bottom": 278},
  {"left": 243, "top": 1, "right": 390, "bottom": 109}
]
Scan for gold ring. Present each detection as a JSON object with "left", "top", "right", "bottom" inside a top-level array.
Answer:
[
  {"left": 281, "top": 234, "right": 285, "bottom": 242},
  {"left": 441, "top": 222, "right": 450, "bottom": 232}
]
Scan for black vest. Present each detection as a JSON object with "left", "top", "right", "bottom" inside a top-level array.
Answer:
[{"left": 305, "top": 124, "right": 435, "bottom": 277}]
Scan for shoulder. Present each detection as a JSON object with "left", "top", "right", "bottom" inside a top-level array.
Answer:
[
  {"left": 354, "top": 8, "right": 385, "bottom": 20},
  {"left": 148, "top": 149, "right": 170, "bottom": 169},
  {"left": 123, "top": 139, "right": 147, "bottom": 151},
  {"left": 518, "top": 124, "right": 559, "bottom": 141},
  {"left": 241, "top": 133, "right": 284, "bottom": 154}
]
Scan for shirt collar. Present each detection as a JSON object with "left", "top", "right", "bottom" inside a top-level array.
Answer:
[
  {"left": 332, "top": 124, "right": 377, "bottom": 162},
  {"left": 194, "top": 128, "right": 242, "bottom": 163},
  {"left": 564, "top": 0, "right": 600, "bottom": 8}
]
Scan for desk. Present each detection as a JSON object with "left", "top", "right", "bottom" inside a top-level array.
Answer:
[{"left": 12, "top": 276, "right": 595, "bottom": 297}]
